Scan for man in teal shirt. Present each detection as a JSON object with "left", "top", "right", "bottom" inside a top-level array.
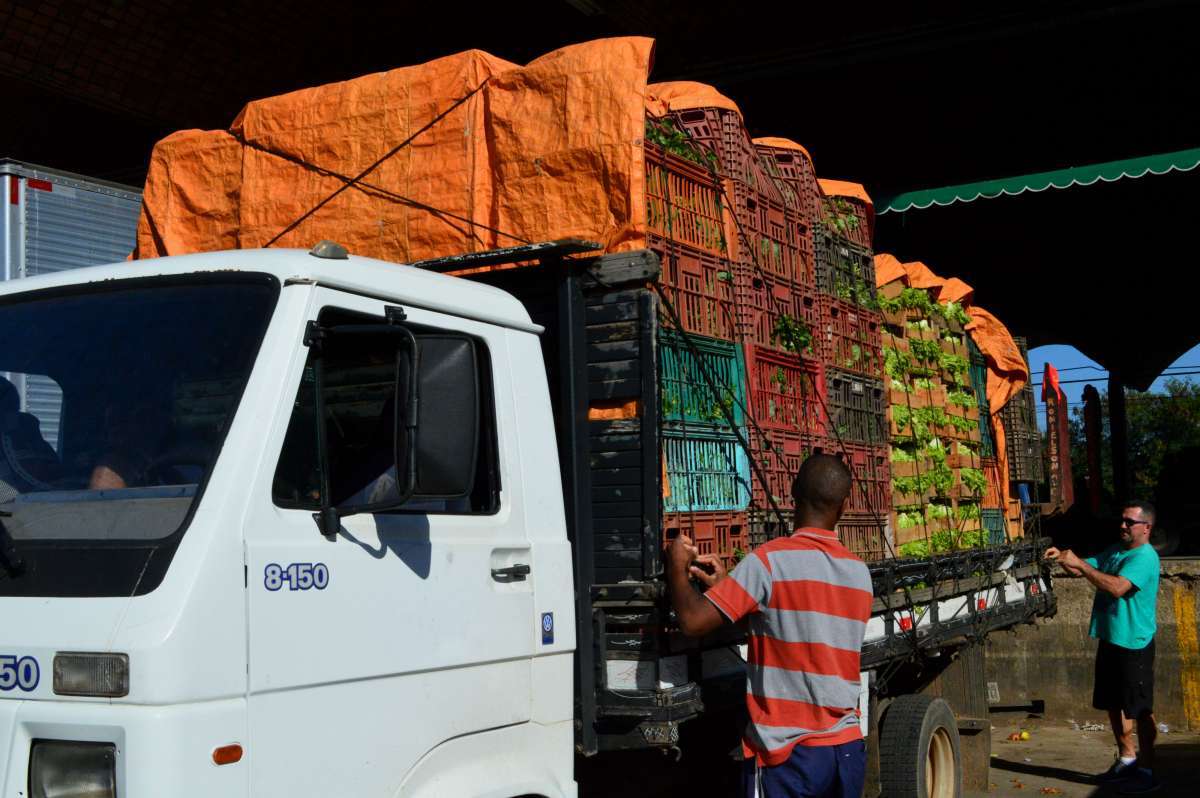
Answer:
[{"left": 1046, "top": 501, "right": 1160, "bottom": 794}]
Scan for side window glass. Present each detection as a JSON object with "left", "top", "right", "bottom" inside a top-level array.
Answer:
[
  {"left": 272, "top": 308, "right": 500, "bottom": 515},
  {"left": 0, "top": 371, "right": 63, "bottom": 494}
]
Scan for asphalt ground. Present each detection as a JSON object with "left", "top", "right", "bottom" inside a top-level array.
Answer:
[
  {"left": 576, "top": 715, "right": 1199, "bottom": 797},
  {"left": 975, "top": 718, "right": 1198, "bottom": 797}
]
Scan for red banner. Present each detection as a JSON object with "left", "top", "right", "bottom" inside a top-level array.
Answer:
[{"left": 1041, "top": 364, "right": 1075, "bottom": 511}]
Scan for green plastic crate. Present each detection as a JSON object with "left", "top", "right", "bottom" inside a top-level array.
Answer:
[
  {"left": 982, "top": 508, "right": 1006, "bottom": 546},
  {"left": 663, "top": 426, "right": 751, "bottom": 512},
  {"left": 659, "top": 330, "right": 746, "bottom": 428},
  {"left": 967, "top": 337, "right": 996, "bottom": 457}
]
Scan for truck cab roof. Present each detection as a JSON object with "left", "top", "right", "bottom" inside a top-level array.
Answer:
[{"left": 0, "top": 247, "right": 540, "bottom": 333}]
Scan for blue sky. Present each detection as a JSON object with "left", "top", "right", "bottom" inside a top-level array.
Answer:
[{"left": 1029, "top": 342, "right": 1200, "bottom": 430}]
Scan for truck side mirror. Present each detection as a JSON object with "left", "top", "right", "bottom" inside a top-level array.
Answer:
[
  {"left": 407, "top": 334, "right": 479, "bottom": 500},
  {"left": 307, "top": 323, "right": 479, "bottom": 538}
]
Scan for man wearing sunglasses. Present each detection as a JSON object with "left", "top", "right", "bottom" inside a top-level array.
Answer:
[{"left": 1045, "top": 501, "right": 1160, "bottom": 794}]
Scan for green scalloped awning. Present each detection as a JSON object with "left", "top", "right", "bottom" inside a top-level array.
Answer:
[{"left": 878, "top": 147, "right": 1200, "bottom": 214}]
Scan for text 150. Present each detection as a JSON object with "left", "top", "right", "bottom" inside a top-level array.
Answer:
[
  {"left": 0, "top": 655, "right": 39, "bottom": 692},
  {"left": 264, "top": 563, "right": 329, "bottom": 592}
]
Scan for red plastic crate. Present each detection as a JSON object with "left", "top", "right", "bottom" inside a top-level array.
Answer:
[
  {"left": 663, "top": 511, "right": 750, "bottom": 569},
  {"left": 836, "top": 511, "right": 893, "bottom": 562},
  {"left": 754, "top": 140, "right": 819, "bottom": 222},
  {"left": 735, "top": 271, "right": 818, "bottom": 350},
  {"left": 729, "top": 181, "right": 813, "bottom": 286},
  {"left": 664, "top": 106, "right": 770, "bottom": 191},
  {"left": 816, "top": 295, "right": 884, "bottom": 378},
  {"left": 748, "top": 514, "right": 794, "bottom": 548},
  {"left": 744, "top": 428, "right": 836, "bottom": 512},
  {"left": 817, "top": 192, "right": 873, "bottom": 250},
  {"left": 837, "top": 442, "right": 891, "bottom": 516},
  {"left": 648, "top": 233, "right": 737, "bottom": 339},
  {"left": 645, "top": 144, "right": 727, "bottom": 256},
  {"left": 744, "top": 345, "right": 827, "bottom": 434}
]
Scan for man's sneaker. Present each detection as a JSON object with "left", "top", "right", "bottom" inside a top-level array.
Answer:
[
  {"left": 1117, "top": 768, "right": 1160, "bottom": 794},
  {"left": 1096, "top": 759, "right": 1138, "bottom": 784}
]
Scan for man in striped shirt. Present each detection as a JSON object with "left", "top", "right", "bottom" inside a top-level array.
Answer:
[{"left": 667, "top": 454, "right": 873, "bottom": 798}]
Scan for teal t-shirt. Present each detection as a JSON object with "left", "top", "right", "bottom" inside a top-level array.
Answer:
[{"left": 1084, "top": 543, "right": 1159, "bottom": 650}]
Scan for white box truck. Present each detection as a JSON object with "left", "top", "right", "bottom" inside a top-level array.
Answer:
[
  {"left": 0, "top": 239, "right": 1053, "bottom": 797},
  {"left": 1, "top": 159, "right": 142, "bottom": 448}
]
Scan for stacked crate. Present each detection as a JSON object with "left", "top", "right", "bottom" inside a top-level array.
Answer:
[
  {"left": 808, "top": 185, "right": 889, "bottom": 557},
  {"left": 1000, "top": 337, "right": 1044, "bottom": 484},
  {"left": 999, "top": 336, "right": 1044, "bottom": 541},
  {"left": 753, "top": 140, "right": 889, "bottom": 559},
  {"left": 679, "top": 121, "right": 827, "bottom": 530},
  {"left": 967, "top": 338, "right": 1009, "bottom": 545},
  {"left": 879, "top": 282, "right": 990, "bottom": 555},
  {"left": 646, "top": 123, "right": 753, "bottom": 568},
  {"left": 649, "top": 111, "right": 890, "bottom": 562}
]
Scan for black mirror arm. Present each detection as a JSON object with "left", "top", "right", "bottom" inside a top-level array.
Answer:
[
  {"left": 306, "top": 312, "right": 419, "bottom": 536},
  {"left": 392, "top": 326, "right": 420, "bottom": 504},
  {"left": 306, "top": 338, "right": 341, "bottom": 538}
]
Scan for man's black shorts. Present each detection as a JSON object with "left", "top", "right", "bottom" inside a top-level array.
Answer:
[{"left": 1093, "top": 638, "right": 1155, "bottom": 717}]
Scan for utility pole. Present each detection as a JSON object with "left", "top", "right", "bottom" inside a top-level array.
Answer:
[
  {"left": 1082, "top": 384, "right": 1103, "bottom": 513},
  {"left": 1108, "top": 374, "right": 1129, "bottom": 503}
]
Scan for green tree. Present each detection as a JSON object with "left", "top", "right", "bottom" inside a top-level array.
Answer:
[{"left": 1068, "top": 378, "right": 1200, "bottom": 502}]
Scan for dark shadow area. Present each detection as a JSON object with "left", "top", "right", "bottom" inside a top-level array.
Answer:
[
  {"left": 992, "top": 739, "right": 1200, "bottom": 797},
  {"left": 576, "top": 710, "right": 743, "bottom": 797},
  {"left": 3, "top": 1, "right": 1198, "bottom": 199},
  {"left": 337, "top": 513, "right": 431, "bottom": 579},
  {"left": 988, "top": 700, "right": 1046, "bottom": 715},
  {"left": 990, "top": 756, "right": 1097, "bottom": 786}
]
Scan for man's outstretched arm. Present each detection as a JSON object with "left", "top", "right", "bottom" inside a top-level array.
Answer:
[
  {"left": 1045, "top": 547, "right": 1133, "bottom": 598},
  {"left": 666, "top": 536, "right": 727, "bottom": 637}
]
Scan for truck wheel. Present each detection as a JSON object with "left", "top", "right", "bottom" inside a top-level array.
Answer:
[{"left": 879, "top": 694, "right": 961, "bottom": 798}]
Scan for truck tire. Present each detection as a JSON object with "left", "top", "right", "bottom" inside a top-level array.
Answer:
[{"left": 879, "top": 694, "right": 961, "bottom": 798}]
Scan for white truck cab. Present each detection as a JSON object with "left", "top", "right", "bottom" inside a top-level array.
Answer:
[{"left": 0, "top": 247, "right": 578, "bottom": 798}]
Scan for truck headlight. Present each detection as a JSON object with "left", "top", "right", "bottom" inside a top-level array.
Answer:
[
  {"left": 53, "top": 653, "right": 129, "bottom": 698},
  {"left": 29, "top": 741, "right": 116, "bottom": 798}
]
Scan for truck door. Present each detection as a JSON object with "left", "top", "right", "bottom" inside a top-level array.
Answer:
[{"left": 243, "top": 287, "right": 532, "bottom": 797}]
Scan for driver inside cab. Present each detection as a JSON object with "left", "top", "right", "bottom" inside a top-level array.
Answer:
[
  {"left": 0, "top": 377, "right": 60, "bottom": 496},
  {"left": 88, "top": 400, "right": 170, "bottom": 490}
]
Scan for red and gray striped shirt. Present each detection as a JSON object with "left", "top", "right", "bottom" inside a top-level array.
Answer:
[{"left": 705, "top": 526, "right": 873, "bottom": 766}]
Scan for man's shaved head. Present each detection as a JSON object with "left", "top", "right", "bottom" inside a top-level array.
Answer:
[{"left": 792, "top": 453, "right": 852, "bottom": 517}]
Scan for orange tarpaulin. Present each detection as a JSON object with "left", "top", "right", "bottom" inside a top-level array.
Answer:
[
  {"left": 752, "top": 136, "right": 813, "bottom": 162},
  {"left": 645, "top": 81, "right": 742, "bottom": 118},
  {"left": 134, "top": 37, "right": 656, "bottom": 263},
  {"left": 963, "top": 306, "right": 1029, "bottom": 413},
  {"left": 939, "top": 278, "right": 974, "bottom": 305},
  {"left": 818, "top": 179, "right": 873, "bottom": 209},
  {"left": 817, "top": 179, "right": 875, "bottom": 238},
  {"left": 873, "top": 253, "right": 905, "bottom": 286}
]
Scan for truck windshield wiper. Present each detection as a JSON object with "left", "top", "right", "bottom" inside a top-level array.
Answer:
[{"left": 0, "top": 510, "right": 25, "bottom": 577}]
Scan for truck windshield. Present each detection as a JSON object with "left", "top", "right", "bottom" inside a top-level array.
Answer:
[{"left": 0, "top": 274, "right": 278, "bottom": 597}]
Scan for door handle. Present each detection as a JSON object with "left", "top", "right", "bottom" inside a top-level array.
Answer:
[{"left": 491, "top": 563, "right": 531, "bottom": 583}]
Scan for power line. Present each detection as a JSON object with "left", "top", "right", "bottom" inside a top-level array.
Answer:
[
  {"left": 1029, "top": 365, "right": 1105, "bottom": 377},
  {"left": 1030, "top": 364, "right": 1200, "bottom": 379},
  {"left": 1031, "top": 370, "right": 1200, "bottom": 388},
  {"left": 1036, "top": 393, "right": 1200, "bottom": 410}
]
